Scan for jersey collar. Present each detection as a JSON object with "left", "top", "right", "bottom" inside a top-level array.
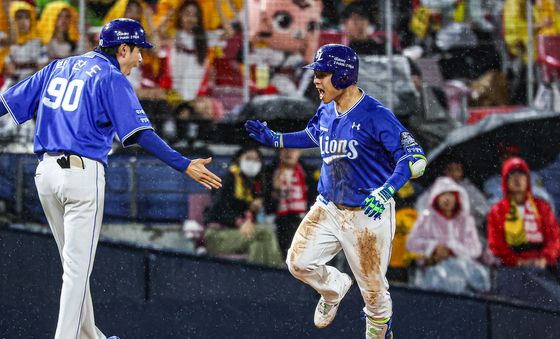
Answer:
[
  {"left": 334, "top": 88, "right": 365, "bottom": 119},
  {"left": 92, "top": 48, "right": 121, "bottom": 72}
]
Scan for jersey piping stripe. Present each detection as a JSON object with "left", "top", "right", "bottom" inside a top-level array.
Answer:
[
  {"left": 334, "top": 89, "right": 365, "bottom": 119},
  {"left": 305, "top": 127, "right": 319, "bottom": 145},
  {"left": 387, "top": 200, "right": 395, "bottom": 264},
  {"left": 121, "top": 126, "right": 154, "bottom": 147},
  {"left": 75, "top": 162, "right": 100, "bottom": 339},
  {"left": 396, "top": 154, "right": 409, "bottom": 163},
  {"left": 0, "top": 94, "right": 20, "bottom": 125},
  {"left": 87, "top": 51, "right": 109, "bottom": 61}
]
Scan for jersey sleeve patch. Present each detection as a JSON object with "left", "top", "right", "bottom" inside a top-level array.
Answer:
[{"left": 400, "top": 131, "right": 422, "bottom": 154}]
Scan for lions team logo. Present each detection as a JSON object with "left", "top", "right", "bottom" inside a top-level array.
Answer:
[{"left": 320, "top": 136, "right": 359, "bottom": 164}]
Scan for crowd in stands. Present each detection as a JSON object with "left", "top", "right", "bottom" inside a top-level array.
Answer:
[
  {"left": 0, "top": 0, "right": 559, "bottom": 296},
  {"left": 0, "top": 0, "right": 558, "bottom": 150}
]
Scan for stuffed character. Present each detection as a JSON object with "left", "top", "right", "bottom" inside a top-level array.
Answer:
[{"left": 248, "top": 0, "right": 322, "bottom": 95}]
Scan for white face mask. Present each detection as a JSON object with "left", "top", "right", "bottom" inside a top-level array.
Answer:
[{"left": 239, "top": 159, "right": 262, "bottom": 177}]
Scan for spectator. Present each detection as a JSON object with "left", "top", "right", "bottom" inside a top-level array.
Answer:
[
  {"left": 534, "top": 0, "right": 560, "bottom": 37},
  {"left": 416, "top": 159, "right": 490, "bottom": 230},
  {"left": 0, "top": 0, "right": 10, "bottom": 80},
  {"left": 408, "top": 176, "right": 483, "bottom": 262},
  {"left": 104, "top": 0, "right": 154, "bottom": 37},
  {"left": 503, "top": 0, "right": 529, "bottom": 104},
  {"left": 0, "top": 1, "right": 44, "bottom": 151},
  {"left": 407, "top": 176, "right": 489, "bottom": 293},
  {"left": 388, "top": 178, "right": 425, "bottom": 283},
  {"left": 2, "top": 1, "right": 47, "bottom": 92},
  {"left": 203, "top": 145, "right": 283, "bottom": 267},
  {"left": 38, "top": 1, "right": 79, "bottom": 61},
  {"left": 161, "top": 0, "right": 208, "bottom": 101},
  {"left": 487, "top": 157, "right": 560, "bottom": 268},
  {"left": 340, "top": 1, "right": 386, "bottom": 55},
  {"left": 164, "top": 100, "right": 211, "bottom": 147},
  {"left": 264, "top": 148, "right": 317, "bottom": 259},
  {"left": 155, "top": 0, "right": 242, "bottom": 32},
  {"left": 483, "top": 143, "right": 555, "bottom": 210}
]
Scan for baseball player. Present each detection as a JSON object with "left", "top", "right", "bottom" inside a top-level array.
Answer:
[
  {"left": 245, "top": 44, "right": 426, "bottom": 338},
  {"left": 0, "top": 19, "right": 221, "bottom": 339}
]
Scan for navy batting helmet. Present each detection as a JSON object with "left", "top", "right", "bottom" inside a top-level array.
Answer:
[
  {"left": 303, "top": 44, "right": 359, "bottom": 89},
  {"left": 99, "top": 18, "right": 153, "bottom": 49}
]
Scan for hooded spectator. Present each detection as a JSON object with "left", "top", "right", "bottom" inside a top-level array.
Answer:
[{"left": 487, "top": 157, "right": 560, "bottom": 268}]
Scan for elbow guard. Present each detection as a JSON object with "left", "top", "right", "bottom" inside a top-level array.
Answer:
[{"left": 408, "top": 154, "right": 427, "bottom": 179}]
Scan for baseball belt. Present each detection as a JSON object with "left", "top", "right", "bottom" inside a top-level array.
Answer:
[{"left": 56, "top": 154, "right": 85, "bottom": 169}]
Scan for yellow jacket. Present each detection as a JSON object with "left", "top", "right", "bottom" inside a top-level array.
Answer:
[
  {"left": 37, "top": 1, "right": 79, "bottom": 45},
  {"left": 9, "top": 1, "right": 38, "bottom": 45},
  {"left": 534, "top": 0, "right": 560, "bottom": 36},
  {"left": 390, "top": 207, "right": 420, "bottom": 268},
  {"left": 103, "top": 0, "right": 152, "bottom": 36},
  {"left": 154, "top": 0, "right": 242, "bottom": 32},
  {"left": 503, "top": 0, "right": 528, "bottom": 57}
]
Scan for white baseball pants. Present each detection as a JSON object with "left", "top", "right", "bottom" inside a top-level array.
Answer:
[
  {"left": 35, "top": 154, "right": 106, "bottom": 339},
  {"left": 287, "top": 195, "right": 395, "bottom": 320}
]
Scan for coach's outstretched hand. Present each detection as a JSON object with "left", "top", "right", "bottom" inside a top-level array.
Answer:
[
  {"left": 186, "top": 157, "right": 222, "bottom": 190},
  {"left": 245, "top": 120, "right": 278, "bottom": 147}
]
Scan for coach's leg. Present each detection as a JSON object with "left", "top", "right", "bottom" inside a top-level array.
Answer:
[
  {"left": 340, "top": 200, "right": 395, "bottom": 320},
  {"left": 35, "top": 160, "right": 66, "bottom": 260},
  {"left": 286, "top": 200, "right": 347, "bottom": 304},
  {"left": 57, "top": 160, "right": 106, "bottom": 339}
]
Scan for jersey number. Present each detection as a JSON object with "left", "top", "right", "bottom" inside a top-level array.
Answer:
[{"left": 42, "top": 78, "right": 85, "bottom": 112}]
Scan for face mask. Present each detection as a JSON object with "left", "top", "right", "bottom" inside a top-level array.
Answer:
[{"left": 239, "top": 159, "right": 262, "bottom": 177}]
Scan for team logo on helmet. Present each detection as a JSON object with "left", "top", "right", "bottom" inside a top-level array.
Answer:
[{"left": 315, "top": 49, "right": 324, "bottom": 62}]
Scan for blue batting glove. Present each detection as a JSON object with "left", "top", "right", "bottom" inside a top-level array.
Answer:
[
  {"left": 360, "top": 184, "right": 395, "bottom": 220},
  {"left": 244, "top": 120, "right": 282, "bottom": 147}
]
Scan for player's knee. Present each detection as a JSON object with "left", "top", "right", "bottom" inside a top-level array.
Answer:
[{"left": 286, "top": 253, "right": 314, "bottom": 277}]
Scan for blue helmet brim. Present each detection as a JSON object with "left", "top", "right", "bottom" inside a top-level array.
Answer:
[
  {"left": 99, "top": 41, "right": 154, "bottom": 49},
  {"left": 136, "top": 41, "right": 154, "bottom": 49},
  {"left": 303, "top": 62, "right": 334, "bottom": 72}
]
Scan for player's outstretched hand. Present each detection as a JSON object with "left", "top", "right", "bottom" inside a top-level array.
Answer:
[
  {"left": 185, "top": 157, "right": 222, "bottom": 190},
  {"left": 360, "top": 184, "right": 395, "bottom": 220},
  {"left": 244, "top": 120, "right": 277, "bottom": 147}
]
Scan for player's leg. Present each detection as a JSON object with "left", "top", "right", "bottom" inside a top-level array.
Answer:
[
  {"left": 287, "top": 198, "right": 355, "bottom": 329},
  {"left": 286, "top": 198, "right": 346, "bottom": 303},
  {"left": 339, "top": 200, "right": 396, "bottom": 337},
  {"left": 56, "top": 159, "right": 106, "bottom": 339}
]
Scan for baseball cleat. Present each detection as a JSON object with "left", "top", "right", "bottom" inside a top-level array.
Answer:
[
  {"left": 365, "top": 314, "right": 393, "bottom": 339},
  {"left": 314, "top": 273, "right": 353, "bottom": 328}
]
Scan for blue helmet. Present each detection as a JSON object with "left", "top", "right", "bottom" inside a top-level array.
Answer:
[
  {"left": 303, "top": 44, "right": 359, "bottom": 89},
  {"left": 99, "top": 18, "right": 153, "bottom": 49}
]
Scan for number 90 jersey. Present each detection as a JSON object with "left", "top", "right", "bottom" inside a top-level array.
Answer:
[
  {"left": 0, "top": 51, "right": 153, "bottom": 167},
  {"left": 305, "top": 91, "right": 424, "bottom": 207}
]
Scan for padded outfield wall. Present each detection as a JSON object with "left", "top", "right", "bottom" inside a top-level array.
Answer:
[{"left": 1, "top": 226, "right": 560, "bottom": 338}]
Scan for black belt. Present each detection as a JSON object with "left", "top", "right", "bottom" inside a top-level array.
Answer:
[
  {"left": 39, "top": 152, "right": 85, "bottom": 169},
  {"left": 319, "top": 195, "right": 362, "bottom": 211}
]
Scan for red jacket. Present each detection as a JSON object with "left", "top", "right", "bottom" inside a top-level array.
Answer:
[{"left": 486, "top": 158, "right": 560, "bottom": 266}]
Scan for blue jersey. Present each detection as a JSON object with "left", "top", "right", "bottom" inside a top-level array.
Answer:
[
  {"left": 0, "top": 50, "right": 153, "bottom": 166},
  {"left": 305, "top": 90, "right": 424, "bottom": 206}
]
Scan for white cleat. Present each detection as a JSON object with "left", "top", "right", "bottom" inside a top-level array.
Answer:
[
  {"left": 365, "top": 315, "right": 393, "bottom": 339},
  {"left": 314, "top": 273, "right": 353, "bottom": 328}
]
